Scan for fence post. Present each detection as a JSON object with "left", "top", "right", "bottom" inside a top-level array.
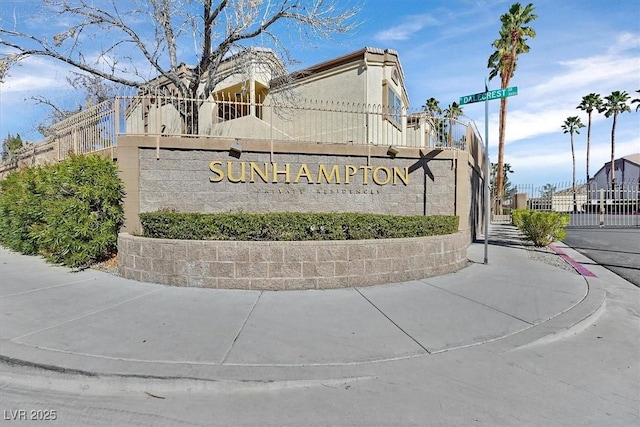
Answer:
[
  {"left": 599, "top": 188, "right": 605, "bottom": 227},
  {"left": 269, "top": 103, "right": 274, "bottom": 162},
  {"left": 73, "top": 129, "right": 78, "bottom": 155},
  {"left": 114, "top": 98, "right": 120, "bottom": 135}
]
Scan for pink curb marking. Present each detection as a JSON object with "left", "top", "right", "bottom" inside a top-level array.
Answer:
[{"left": 549, "top": 244, "right": 598, "bottom": 278}]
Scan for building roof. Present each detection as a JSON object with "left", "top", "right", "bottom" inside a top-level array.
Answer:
[
  {"left": 592, "top": 153, "right": 640, "bottom": 180},
  {"left": 555, "top": 184, "right": 589, "bottom": 195},
  {"left": 270, "top": 47, "right": 406, "bottom": 91},
  {"left": 621, "top": 153, "right": 640, "bottom": 166},
  {"left": 289, "top": 47, "right": 403, "bottom": 79},
  {"left": 140, "top": 46, "right": 407, "bottom": 101}
]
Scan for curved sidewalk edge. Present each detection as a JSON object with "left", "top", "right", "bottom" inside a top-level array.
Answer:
[
  {"left": 492, "top": 241, "right": 606, "bottom": 352},
  {"left": 0, "top": 272, "right": 605, "bottom": 384},
  {"left": 494, "top": 276, "right": 605, "bottom": 353},
  {"left": 0, "top": 289, "right": 604, "bottom": 384},
  {"left": 0, "top": 277, "right": 606, "bottom": 385}
]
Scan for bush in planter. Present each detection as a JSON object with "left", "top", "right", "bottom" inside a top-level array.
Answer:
[{"left": 139, "top": 212, "right": 459, "bottom": 241}]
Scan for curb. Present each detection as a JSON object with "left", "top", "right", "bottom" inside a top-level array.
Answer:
[
  {"left": 0, "top": 275, "right": 606, "bottom": 384},
  {"left": 0, "top": 234, "right": 609, "bottom": 384},
  {"left": 492, "top": 243, "right": 607, "bottom": 352},
  {"left": 549, "top": 243, "right": 597, "bottom": 277}
]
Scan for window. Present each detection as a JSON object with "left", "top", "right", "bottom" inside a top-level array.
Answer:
[
  {"left": 217, "top": 99, "right": 248, "bottom": 122},
  {"left": 386, "top": 85, "right": 403, "bottom": 126}
]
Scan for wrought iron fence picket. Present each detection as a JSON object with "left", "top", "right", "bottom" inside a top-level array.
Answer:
[{"left": 514, "top": 180, "right": 639, "bottom": 228}]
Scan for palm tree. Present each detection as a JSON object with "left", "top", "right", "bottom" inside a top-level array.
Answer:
[
  {"left": 632, "top": 90, "right": 640, "bottom": 112},
  {"left": 562, "top": 116, "right": 585, "bottom": 213},
  {"left": 541, "top": 183, "right": 557, "bottom": 197},
  {"left": 602, "top": 91, "right": 631, "bottom": 192},
  {"left": 576, "top": 93, "right": 604, "bottom": 181},
  {"left": 491, "top": 162, "right": 515, "bottom": 203},
  {"left": 444, "top": 102, "right": 464, "bottom": 147},
  {"left": 422, "top": 97, "right": 443, "bottom": 146},
  {"left": 488, "top": 3, "right": 536, "bottom": 214},
  {"left": 422, "top": 97, "right": 442, "bottom": 116}
]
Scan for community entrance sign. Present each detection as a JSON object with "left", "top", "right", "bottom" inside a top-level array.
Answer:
[{"left": 459, "top": 86, "right": 518, "bottom": 105}]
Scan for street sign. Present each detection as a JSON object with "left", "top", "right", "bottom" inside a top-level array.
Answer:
[
  {"left": 459, "top": 86, "right": 518, "bottom": 105},
  {"left": 459, "top": 82, "right": 519, "bottom": 264}
]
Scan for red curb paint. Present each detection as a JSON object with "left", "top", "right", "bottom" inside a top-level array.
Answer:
[{"left": 549, "top": 244, "right": 598, "bottom": 278}]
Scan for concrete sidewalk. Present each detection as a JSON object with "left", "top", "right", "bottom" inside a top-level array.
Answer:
[{"left": 0, "top": 224, "right": 604, "bottom": 382}]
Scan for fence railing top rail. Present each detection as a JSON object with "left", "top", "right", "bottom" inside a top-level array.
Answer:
[{"left": 20, "top": 94, "right": 482, "bottom": 157}]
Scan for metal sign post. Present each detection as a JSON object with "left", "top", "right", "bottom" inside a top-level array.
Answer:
[
  {"left": 459, "top": 85, "right": 519, "bottom": 264},
  {"left": 483, "top": 81, "right": 490, "bottom": 264}
]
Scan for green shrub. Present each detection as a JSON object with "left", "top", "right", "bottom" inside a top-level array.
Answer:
[
  {"left": 511, "top": 209, "right": 527, "bottom": 228},
  {"left": 139, "top": 212, "right": 459, "bottom": 241},
  {"left": 0, "top": 167, "right": 46, "bottom": 255},
  {"left": 518, "top": 210, "right": 569, "bottom": 247},
  {"left": 0, "top": 154, "right": 125, "bottom": 268}
]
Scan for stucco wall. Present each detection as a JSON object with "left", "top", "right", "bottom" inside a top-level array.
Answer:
[
  {"left": 0, "top": 141, "right": 58, "bottom": 178},
  {"left": 0, "top": 141, "right": 115, "bottom": 179},
  {"left": 118, "top": 231, "right": 469, "bottom": 290}
]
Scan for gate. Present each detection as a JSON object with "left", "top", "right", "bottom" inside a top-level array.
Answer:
[{"left": 514, "top": 181, "right": 640, "bottom": 228}]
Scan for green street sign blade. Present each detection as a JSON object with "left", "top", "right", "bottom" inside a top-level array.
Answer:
[{"left": 459, "top": 86, "right": 518, "bottom": 105}]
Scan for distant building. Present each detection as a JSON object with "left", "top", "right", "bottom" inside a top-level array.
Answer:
[
  {"left": 528, "top": 184, "right": 589, "bottom": 212},
  {"left": 590, "top": 153, "right": 640, "bottom": 194},
  {"left": 579, "top": 153, "right": 640, "bottom": 214}
]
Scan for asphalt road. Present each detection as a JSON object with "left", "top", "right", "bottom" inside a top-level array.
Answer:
[{"left": 563, "top": 227, "right": 640, "bottom": 287}]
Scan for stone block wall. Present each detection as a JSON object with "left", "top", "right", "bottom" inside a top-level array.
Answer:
[
  {"left": 118, "top": 231, "right": 469, "bottom": 290},
  {"left": 138, "top": 147, "right": 455, "bottom": 217},
  {"left": 117, "top": 137, "right": 481, "bottom": 239}
]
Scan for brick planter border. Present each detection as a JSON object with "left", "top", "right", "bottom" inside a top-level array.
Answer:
[{"left": 117, "top": 232, "right": 469, "bottom": 290}]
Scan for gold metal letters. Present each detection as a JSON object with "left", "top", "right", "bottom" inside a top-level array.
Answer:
[{"left": 210, "top": 161, "right": 409, "bottom": 185}]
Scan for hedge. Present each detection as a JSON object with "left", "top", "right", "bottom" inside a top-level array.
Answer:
[
  {"left": 0, "top": 154, "right": 125, "bottom": 268},
  {"left": 139, "top": 212, "right": 459, "bottom": 241}
]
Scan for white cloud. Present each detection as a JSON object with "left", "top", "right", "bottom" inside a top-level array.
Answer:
[
  {"left": 489, "top": 108, "right": 569, "bottom": 145},
  {"left": 0, "top": 56, "right": 71, "bottom": 93},
  {"left": 483, "top": 31, "right": 640, "bottom": 149},
  {"left": 374, "top": 14, "right": 440, "bottom": 42},
  {"left": 532, "top": 56, "right": 639, "bottom": 98}
]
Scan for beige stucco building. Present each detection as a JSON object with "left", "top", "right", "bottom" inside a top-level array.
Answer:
[
  {"left": 1, "top": 46, "right": 485, "bottom": 238},
  {"left": 0, "top": 46, "right": 488, "bottom": 289},
  {"left": 122, "top": 47, "right": 451, "bottom": 150}
]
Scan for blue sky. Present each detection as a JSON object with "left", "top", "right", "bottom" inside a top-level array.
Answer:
[{"left": 1, "top": 0, "right": 639, "bottom": 188}]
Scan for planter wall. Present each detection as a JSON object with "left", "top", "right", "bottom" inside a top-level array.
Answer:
[{"left": 118, "top": 231, "right": 468, "bottom": 290}]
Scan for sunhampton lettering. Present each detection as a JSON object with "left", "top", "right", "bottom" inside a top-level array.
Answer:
[{"left": 209, "top": 161, "right": 409, "bottom": 185}]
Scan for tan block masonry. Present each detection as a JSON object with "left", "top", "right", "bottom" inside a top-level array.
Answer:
[
  {"left": 115, "top": 136, "right": 480, "bottom": 241},
  {"left": 118, "top": 231, "right": 469, "bottom": 290}
]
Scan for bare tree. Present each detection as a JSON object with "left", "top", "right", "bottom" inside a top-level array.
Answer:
[
  {"left": 1, "top": 0, "right": 359, "bottom": 132},
  {"left": 30, "top": 72, "right": 121, "bottom": 137}
]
